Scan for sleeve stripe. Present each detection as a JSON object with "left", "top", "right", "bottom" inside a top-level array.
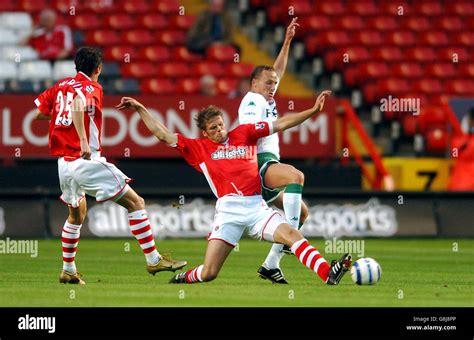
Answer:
[
  {"left": 268, "top": 122, "right": 274, "bottom": 135},
  {"left": 74, "top": 88, "right": 87, "bottom": 105},
  {"left": 34, "top": 98, "right": 41, "bottom": 107}
]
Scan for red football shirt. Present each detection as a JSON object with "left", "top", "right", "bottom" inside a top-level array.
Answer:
[
  {"left": 173, "top": 122, "right": 272, "bottom": 198},
  {"left": 34, "top": 72, "right": 103, "bottom": 158}
]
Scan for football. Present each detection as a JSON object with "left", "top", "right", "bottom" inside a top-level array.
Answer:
[{"left": 351, "top": 258, "right": 382, "bottom": 285}]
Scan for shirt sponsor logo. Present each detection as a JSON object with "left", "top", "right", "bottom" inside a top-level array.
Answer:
[
  {"left": 211, "top": 146, "right": 254, "bottom": 160},
  {"left": 85, "top": 85, "right": 94, "bottom": 93}
]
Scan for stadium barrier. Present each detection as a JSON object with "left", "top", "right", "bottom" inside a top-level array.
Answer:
[{"left": 1, "top": 191, "right": 472, "bottom": 238}]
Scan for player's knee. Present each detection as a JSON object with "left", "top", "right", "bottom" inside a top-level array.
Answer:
[
  {"left": 131, "top": 196, "right": 145, "bottom": 211},
  {"left": 289, "top": 168, "right": 304, "bottom": 185}
]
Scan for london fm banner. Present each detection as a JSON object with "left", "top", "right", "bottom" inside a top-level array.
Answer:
[{"left": 0, "top": 95, "right": 337, "bottom": 158}]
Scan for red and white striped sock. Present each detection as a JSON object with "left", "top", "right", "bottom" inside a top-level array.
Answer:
[
  {"left": 61, "top": 221, "right": 81, "bottom": 273},
  {"left": 291, "top": 238, "right": 330, "bottom": 282},
  {"left": 185, "top": 265, "right": 204, "bottom": 283},
  {"left": 128, "top": 210, "right": 160, "bottom": 265}
]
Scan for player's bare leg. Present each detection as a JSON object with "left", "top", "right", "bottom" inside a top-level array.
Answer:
[
  {"left": 116, "top": 187, "right": 187, "bottom": 274},
  {"left": 169, "top": 239, "right": 234, "bottom": 283},
  {"left": 259, "top": 163, "right": 307, "bottom": 283},
  {"left": 272, "top": 223, "right": 351, "bottom": 285},
  {"left": 59, "top": 199, "right": 87, "bottom": 285}
]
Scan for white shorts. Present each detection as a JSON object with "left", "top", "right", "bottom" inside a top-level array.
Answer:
[
  {"left": 58, "top": 157, "right": 131, "bottom": 208},
  {"left": 209, "top": 195, "right": 287, "bottom": 247}
]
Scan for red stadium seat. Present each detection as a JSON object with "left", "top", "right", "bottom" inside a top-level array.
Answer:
[
  {"left": 413, "top": 79, "right": 443, "bottom": 95},
  {"left": 403, "top": 16, "right": 431, "bottom": 32},
  {"left": 334, "top": 16, "right": 365, "bottom": 30},
  {"left": 141, "top": 78, "right": 176, "bottom": 94},
  {"left": 305, "top": 31, "right": 351, "bottom": 55},
  {"left": 379, "top": 2, "right": 410, "bottom": 15},
  {"left": 278, "top": 0, "right": 312, "bottom": 16},
  {"left": 176, "top": 78, "right": 201, "bottom": 94},
  {"left": 406, "top": 47, "right": 437, "bottom": 62},
  {"left": 122, "top": 30, "right": 155, "bottom": 46},
  {"left": 207, "top": 45, "right": 238, "bottom": 62},
  {"left": 425, "top": 63, "right": 458, "bottom": 78},
  {"left": 85, "top": 0, "right": 117, "bottom": 14},
  {"left": 71, "top": 14, "right": 102, "bottom": 31},
  {"left": 104, "top": 46, "right": 138, "bottom": 62},
  {"left": 172, "top": 47, "right": 203, "bottom": 62},
  {"left": 447, "top": 80, "right": 474, "bottom": 95},
  {"left": 325, "top": 47, "right": 371, "bottom": 72},
  {"left": 433, "top": 17, "right": 464, "bottom": 31},
  {"left": 156, "top": 62, "right": 191, "bottom": 77},
  {"left": 424, "top": 128, "right": 449, "bottom": 155},
  {"left": 386, "top": 31, "right": 416, "bottom": 47},
  {"left": 414, "top": 2, "right": 443, "bottom": 16},
  {"left": 0, "top": 0, "right": 16, "bottom": 11},
  {"left": 120, "top": 0, "right": 150, "bottom": 14},
  {"left": 419, "top": 31, "right": 450, "bottom": 47},
  {"left": 122, "top": 63, "right": 157, "bottom": 78},
  {"left": 105, "top": 14, "right": 136, "bottom": 30},
  {"left": 139, "top": 14, "right": 168, "bottom": 30},
  {"left": 170, "top": 15, "right": 196, "bottom": 30},
  {"left": 345, "top": 62, "right": 390, "bottom": 87},
  {"left": 430, "top": 94, "right": 450, "bottom": 106},
  {"left": 52, "top": 0, "right": 85, "bottom": 14},
  {"left": 315, "top": 2, "right": 345, "bottom": 16},
  {"left": 371, "top": 46, "right": 403, "bottom": 62},
  {"left": 377, "top": 78, "right": 412, "bottom": 97},
  {"left": 417, "top": 107, "right": 447, "bottom": 132},
  {"left": 353, "top": 31, "right": 384, "bottom": 46},
  {"left": 437, "top": 47, "right": 469, "bottom": 63},
  {"left": 267, "top": 5, "right": 283, "bottom": 25},
  {"left": 226, "top": 63, "right": 254, "bottom": 78},
  {"left": 137, "top": 46, "right": 171, "bottom": 62},
  {"left": 20, "top": 0, "right": 48, "bottom": 12},
  {"left": 347, "top": 1, "right": 378, "bottom": 16},
  {"left": 299, "top": 15, "right": 331, "bottom": 33},
  {"left": 86, "top": 30, "right": 120, "bottom": 46},
  {"left": 156, "top": 30, "right": 186, "bottom": 46},
  {"left": 401, "top": 114, "right": 418, "bottom": 136},
  {"left": 460, "top": 64, "right": 474, "bottom": 78},
  {"left": 367, "top": 16, "right": 399, "bottom": 31},
  {"left": 192, "top": 62, "right": 225, "bottom": 77},
  {"left": 453, "top": 32, "right": 474, "bottom": 47},
  {"left": 391, "top": 63, "right": 424, "bottom": 78},
  {"left": 153, "top": 0, "right": 180, "bottom": 15},
  {"left": 216, "top": 78, "right": 239, "bottom": 95},
  {"left": 446, "top": 2, "right": 474, "bottom": 15}
]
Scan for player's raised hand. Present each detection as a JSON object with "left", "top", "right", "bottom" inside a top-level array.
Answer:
[
  {"left": 285, "top": 17, "right": 299, "bottom": 41},
  {"left": 314, "top": 90, "right": 332, "bottom": 112},
  {"left": 116, "top": 97, "right": 141, "bottom": 110}
]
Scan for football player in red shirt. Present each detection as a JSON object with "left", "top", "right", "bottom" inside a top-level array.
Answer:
[
  {"left": 34, "top": 47, "right": 186, "bottom": 284},
  {"left": 116, "top": 92, "right": 352, "bottom": 285}
]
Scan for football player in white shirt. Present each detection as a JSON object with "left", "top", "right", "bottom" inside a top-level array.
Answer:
[{"left": 238, "top": 18, "right": 313, "bottom": 284}]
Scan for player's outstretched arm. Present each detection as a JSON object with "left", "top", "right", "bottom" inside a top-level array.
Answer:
[
  {"left": 272, "top": 90, "right": 331, "bottom": 133},
  {"left": 71, "top": 96, "right": 91, "bottom": 160},
  {"left": 273, "top": 17, "right": 299, "bottom": 79},
  {"left": 116, "top": 97, "right": 177, "bottom": 145}
]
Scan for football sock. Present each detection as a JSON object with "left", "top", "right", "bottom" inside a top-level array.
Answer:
[
  {"left": 263, "top": 184, "right": 303, "bottom": 269},
  {"left": 291, "top": 238, "right": 330, "bottom": 282},
  {"left": 61, "top": 221, "right": 81, "bottom": 273},
  {"left": 128, "top": 209, "right": 160, "bottom": 265},
  {"left": 185, "top": 265, "right": 204, "bottom": 283}
]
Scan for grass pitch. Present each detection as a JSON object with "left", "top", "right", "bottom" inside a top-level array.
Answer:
[{"left": 0, "top": 238, "right": 472, "bottom": 307}]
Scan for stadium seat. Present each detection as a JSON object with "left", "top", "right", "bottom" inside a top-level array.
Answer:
[
  {"left": 401, "top": 114, "right": 418, "bottom": 137},
  {"left": 137, "top": 46, "right": 171, "bottom": 62},
  {"left": 226, "top": 63, "right": 254, "bottom": 78},
  {"left": 153, "top": 0, "right": 180, "bottom": 15},
  {"left": 52, "top": 60, "right": 76, "bottom": 80},
  {"left": 437, "top": 47, "right": 469, "bottom": 63},
  {"left": 334, "top": 16, "right": 365, "bottom": 30},
  {"left": 156, "top": 62, "right": 191, "bottom": 77},
  {"left": 460, "top": 64, "right": 474, "bottom": 78},
  {"left": 139, "top": 14, "right": 168, "bottom": 30},
  {"left": 103, "top": 46, "right": 138, "bottom": 63},
  {"left": 379, "top": 2, "right": 410, "bottom": 15},
  {"left": 20, "top": 0, "right": 48, "bottom": 13},
  {"left": 406, "top": 47, "right": 437, "bottom": 62},
  {"left": 347, "top": 1, "right": 378, "bottom": 15},
  {"left": 156, "top": 30, "right": 186, "bottom": 46},
  {"left": 391, "top": 63, "right": 424, "bottom": 78},
  {"left": 305, "top": 31, "right": 351, "bottom": 55},
  {"left": 106, "top": 14, "right": 136, "bottom": 30},
  {"left": 18, "top": 61, "right": 52, "bottom": 80},
  {"left": 122, "top": 30, "right": 155, "bottom": 46},
  {"left": 216, "top": 78, "right": 239, "bottom": 95},
  {"left": 425, "top": 63, "right": 458, "bottom": 78},
  {"left": 371, "top": 46, "right": 404, "bottom": 62},
  {"left": 84, "top": 0, "right": 117, "bottom": 14},
  {"left": 0, "top": 12, "right": 32, "bottom": 30},
  {"left": 413, "top": 79, "right": 443, "bottom": 95},
  {"left": 365, "top": 78, "right": 411, "bottom": 103},
  {"left": 324, "top": 46, "right": 371, "bottom": 72},
  {"left": 169, "top": 15, "right": 196, "bottom": 30},
  {"left": 0, "top": 61, "right": 18, "bottom": 80},
  {"left": 453, "top": 32, "right": 474, "bottom": 47},
  {"left": 403, "top": 16, "right": 431, "bottom": 32},
  {"left": 299, "top": 15, "right": 331, "bottom": 33},
  {"left": 367, "top": 16, "right": 398, "bottom": 31},
  {"left": 419, "top": 31, "right": 450, "bottom": 47},
  {"left": 111, "top": 78, "right": 140, "bottom": 94},
  {"left": 424, "top": 128, "right": 449, "bottom": 155},
  {"left": 121, "top": 62, "right": 156, "bottom": 78},
  {"left": 71, "top": 14, "right": 102, "bottom": 30},
  {"left": 86, "top": 30, "right": 121, "bottom": 46},
  {"left": 315, "top": 2, "right": 345, "bottom": 16},
  {"left": 206, "top": 45, "right": 238, "bottom": 62},
  {"left": 0, "top": 0, "right": 16, "bottom": 11},
  {"left": 447, "top": 80, "right": 474, "bottom": 95},
  {"left": 353, "top": 31, "right": 384, "bottom": 46},
  {"left": 141, "top": 78, "right": 176, "bottom": 94},
  {"left": 345, "top": 62, "right": 390, "bottom": 87},
  {"left": 192, "top": 62, "right": 225, "bottom": 77},
  {"left": 120, "top": 0, "right": 150, "bottom": 14},
  {"left": 1, "top": 46, "right": 38, "bottom": 61},
  {"left": 417, "top": 107, "right": 447, "bottom": 132},
  {"left": 176, "top": 78, "right": 201, "bottom": 94},
  {"left": 414, "top": 2, "right": 443, "bottom": 16},
  {"left": 446, "top": 2, "right": 474, "bottom": 15},
  {"left": 172, "top": 46, "right": 202, "bottom": 62},
  {"left": 386, "top": 31, "right": 416, "bottom": 46},
  {"left": 433, "top": 16, "right": 464, "bottom": 31}
]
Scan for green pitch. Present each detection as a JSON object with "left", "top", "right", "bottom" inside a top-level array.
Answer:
[{"left": 0, "top": 238, "right": 472, "bottom": 307}]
